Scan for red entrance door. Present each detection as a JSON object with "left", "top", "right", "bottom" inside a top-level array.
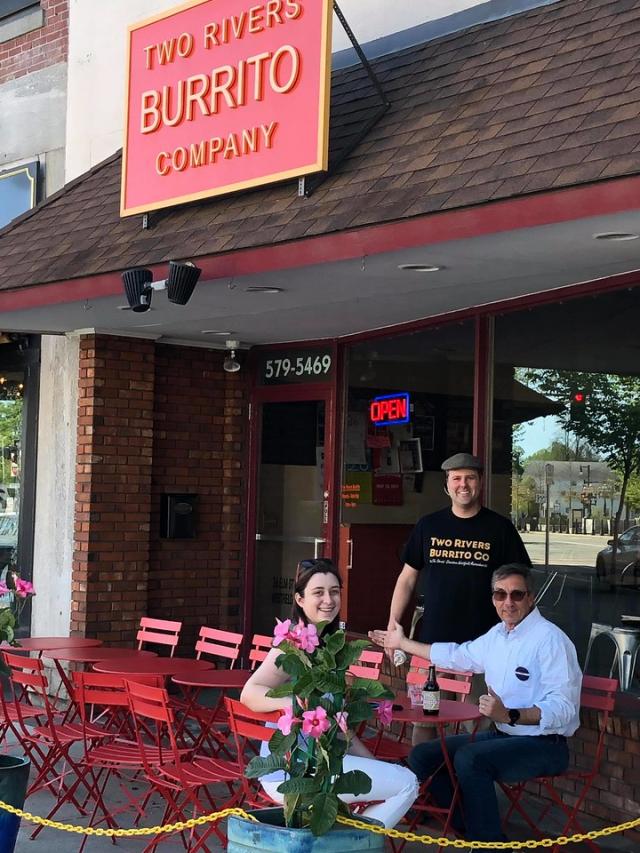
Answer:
[{"left": 244, "top": 349, "right": 339, "bottom": 637}]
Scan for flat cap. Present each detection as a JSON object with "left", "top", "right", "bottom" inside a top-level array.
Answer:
[{"left": 441, "top": 452, "right": 484, "bottom": 472}]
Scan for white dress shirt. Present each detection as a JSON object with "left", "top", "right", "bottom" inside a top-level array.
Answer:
[{"left": 430, "top": 607, "right": 581, "bottom": 736}]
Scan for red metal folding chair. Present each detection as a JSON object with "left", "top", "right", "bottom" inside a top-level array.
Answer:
[
  {"left": 224, "top": 697, "right": 281, "bottom": 809},
  {"left": 348, "top": 648, "right": 384, "bottom": 680},
  {"left": 499, "top": 674, "right": 618, "bottom": 853},
  {"left": 195, "top": 626, "right": 243, "bottom": 668},
  {"left": 137, "top": 617, "right": 182, "bottom": 657},
  {"left": 175, "top": 627, "right": 245, "bottom": 754},
  {"left": 248, "top": 633, "right": 273, "bottom": 669},
  {"left": 71, "top": 670, "right": 168, "bottom": 852},
  {"left": 2, "top": 649, "right": 111, "bottom": 839},
  {"left": 363, "top": 655, "right": 473, "bottom": 760},
  {"left": 125, "top": 679, "right": 244, "bottom": 852}
]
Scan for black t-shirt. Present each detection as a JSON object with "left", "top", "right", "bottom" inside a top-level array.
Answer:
[{"left": 401, "top": 506, "right": 531, "bottom": 644}]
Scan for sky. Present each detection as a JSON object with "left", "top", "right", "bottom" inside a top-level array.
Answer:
[{"left": 519, "top": 415, "right": 564, "bottom": 458}]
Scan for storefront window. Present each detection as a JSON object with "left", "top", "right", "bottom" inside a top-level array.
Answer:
[
  {"left": 0, "top": 364, "right": 24, "bottom": 600},
  {"left": 491, "top": 287, "right": 640, "bottom": 698},
  {"left": 0, "top": 335, "right": 38, "bottom": 626},
  {"left": 341, "top": 322, "right": 474, "bottom": 633}
]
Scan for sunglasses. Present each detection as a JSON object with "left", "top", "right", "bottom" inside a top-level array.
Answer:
[
  {"left": 296, "top": 558, "right": 334, "bottom": 579},
  {"left": 491, "top": 588, "right": 530, "bottom": 602}
]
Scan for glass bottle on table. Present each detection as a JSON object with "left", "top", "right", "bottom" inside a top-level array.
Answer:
[{"left": 422, "top": 664, "right": 440, "bottom": 716}]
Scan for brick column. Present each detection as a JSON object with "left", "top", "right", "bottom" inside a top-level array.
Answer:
[
  {"left": 72, "top": 335, "right": 155, "bottom": 642},
  {"left": 149, "top": 345, "right": 248, "bottom": 651}
]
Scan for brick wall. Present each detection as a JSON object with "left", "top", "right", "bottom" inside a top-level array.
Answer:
[
  {"left": 72, "top": 336, "right": 249, "bottom": 650},
  {"left": 0, "top": 0, "right": 68, "bottom": 85},
  {"left": 149, "top": 344, "right": 248, "bottom": 652},
  {"left": 72, "top": 335, "right": 155, "bottom": 642}
]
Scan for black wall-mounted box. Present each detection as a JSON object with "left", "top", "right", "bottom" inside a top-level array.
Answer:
[{"left": 160, "top": 493, "right": 197, "bottom": 539}]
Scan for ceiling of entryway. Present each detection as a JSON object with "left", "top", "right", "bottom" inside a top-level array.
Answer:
[{"left": 2, "top": 207, "right": 640, "bottom": 349}]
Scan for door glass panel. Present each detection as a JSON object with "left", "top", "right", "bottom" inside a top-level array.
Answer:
[{"left": 254, "top": 400, "right": 326, "bottom": 634}]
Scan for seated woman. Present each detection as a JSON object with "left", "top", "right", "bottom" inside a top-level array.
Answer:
[{"left": 241, "top": 557, "right": 418, "bottom": 828}]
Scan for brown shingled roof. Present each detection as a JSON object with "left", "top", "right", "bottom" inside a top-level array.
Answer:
[{"left": 1, "top": 0, "right": 640, "bottom": 291}]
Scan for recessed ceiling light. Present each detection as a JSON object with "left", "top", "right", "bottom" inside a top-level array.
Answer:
[
  {"left": 397, "top": 263, "right": 442, "bottom": 272},
  {"left": 201, "top": 329, "right": 233, "bottom": 336},
  {"left": 244, "top": 286, "right": 283, "bottom": 293},
  {"left": 592, "top": 232, "right": 639, "bottom": 241}
]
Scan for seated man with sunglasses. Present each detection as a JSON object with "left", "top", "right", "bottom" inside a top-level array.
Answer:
[{"left": 369, "top": 563, "right": 581, "bottom": 853}]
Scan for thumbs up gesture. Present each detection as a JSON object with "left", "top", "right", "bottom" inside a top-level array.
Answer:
[{"left": 478, "top": 685, "right": 509, "bottom": 723}]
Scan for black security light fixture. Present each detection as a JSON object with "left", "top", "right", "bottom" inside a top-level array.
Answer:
[
  {"left": 121, "top": 261, "right": 202, "bottom": 313},
  {"left": 223, "top": 339, "right": 241, "bottom": 374}
]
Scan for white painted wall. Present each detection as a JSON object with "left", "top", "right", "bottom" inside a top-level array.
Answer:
[
  {"left": 0, "top": 63, "right": 67, "bottom": 195},
  {"left": 65, "top": 0, "right": 489, "bottom": 180},
  {"left": 31, "top": 335, "right": 79, "bottom": 637}
]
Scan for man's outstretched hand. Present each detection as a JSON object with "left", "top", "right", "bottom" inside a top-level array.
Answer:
[{"left": 369, "top": 619, "right": 406, "bottom": 654}]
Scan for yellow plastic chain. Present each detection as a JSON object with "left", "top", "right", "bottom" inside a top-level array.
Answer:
[{"left": 0, "top": 798, "right": 638, "bottom": 847}]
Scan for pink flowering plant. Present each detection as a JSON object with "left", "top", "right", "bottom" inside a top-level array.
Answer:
[
  {"left": 0, "top": 570, "right": 36, "bottom": 651},
  {"left": 245, "top": 619, "right": 393, "bottom": 835}
]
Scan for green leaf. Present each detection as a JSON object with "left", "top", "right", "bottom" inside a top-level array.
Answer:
[
  {"left": 268, "top": 730, "right": 296, "bottom": 756},
  {"left": 343, "top": 699, "right": 373, "bottom": 725},
  {"left": 280, "top": 644, "right": 313, "bottom": 669},
  {"left": 313, "top": 672, "right": 346, "bottom": 695},
  {"left": 335, "top": 639, "right": 370, "bottom": 670},
  {"left": 324, "top": 631, "right": 346, "bottom": 656},
  {"left": 266, "top": 683, "right": 294, "bottom": 699},
  {"left": 277, "top": 777, "right": 322, "bottom": 795},
  {"left": 290, "top": 671, "right": 316, "bottom": 698},
  {"left": 309, "top": 792, "right": 339, "bottom": 836},
  {"left": 283, "top": 793, "right": 300, "bottom": 826},
  {"left": 314, "top": 647, "right": 336, "bottom": 671},
  {"left": 333, "top": 769, "right": 372, "bottom": 796},
  {"left": 278, "top": 654, "right": 309, "bottom": 679},
  {"left": 244, "top": 753, "right": 287, "bottom": 779},
  {"left": 349, "top": 677, "right": 392, "bottom": 698}
]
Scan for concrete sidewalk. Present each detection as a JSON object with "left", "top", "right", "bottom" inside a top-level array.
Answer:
[{"left": 10, "top": 750, "right": 635, "bottom": 853}]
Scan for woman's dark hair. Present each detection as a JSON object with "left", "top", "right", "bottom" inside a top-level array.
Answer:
[{"left": 291, "top": 557, "right": 342, "bottom": 636}]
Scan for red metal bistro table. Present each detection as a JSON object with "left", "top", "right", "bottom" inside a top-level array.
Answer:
[
  {"left": 39, "top": 646, "right": 158, "bottom": 717},
  {"left": 93, "top": 656, "right": 215, "bottom": 677},
  {"left": 170, "top": 669, "right": 253, "bottom": 752},
  {"left": 391, "top": 698, "right": 482, "bottom": 848},
  {"left": 3, "top": 636, "right": 104, "bottom": 653}
]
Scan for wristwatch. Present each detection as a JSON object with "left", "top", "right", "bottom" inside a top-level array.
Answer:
[{"left": 508, "top": 708, "right": 521, "bottom": 726}]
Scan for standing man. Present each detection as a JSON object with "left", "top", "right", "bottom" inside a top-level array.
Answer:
[
  {"left": 387, "top": 452, "right": 531, "bottom": 741},
  {"left": 370, "top": 563, "right": 581, "bottom": 853}
]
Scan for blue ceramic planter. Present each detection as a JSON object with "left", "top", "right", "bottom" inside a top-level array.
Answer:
[
  {"left": 0, "top": 755, "right": 30, "bottom": 853},
  {"left": 227, "top": 808, "right": 385, "bottom": 852}
]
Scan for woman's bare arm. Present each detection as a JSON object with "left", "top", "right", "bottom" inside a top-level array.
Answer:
[{"left": 240, "top": 647, "right": 293, "bottom": 712}]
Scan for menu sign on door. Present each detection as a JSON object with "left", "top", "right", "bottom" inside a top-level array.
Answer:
[{"left": 121, "top": 0, "right": 332, "bottom": 216}]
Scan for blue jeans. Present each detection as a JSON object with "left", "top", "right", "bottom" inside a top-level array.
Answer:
[{"left": 408, "top": 730, "right": 569, "bottom": 852}]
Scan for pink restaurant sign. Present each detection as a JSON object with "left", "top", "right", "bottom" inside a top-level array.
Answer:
[{"left": 121, "top": 0, "right": 333, "bottom": 216}]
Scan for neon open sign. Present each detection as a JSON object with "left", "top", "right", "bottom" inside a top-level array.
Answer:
[{"left": 370, "top": 393, "right": 410, "bottom": 427}]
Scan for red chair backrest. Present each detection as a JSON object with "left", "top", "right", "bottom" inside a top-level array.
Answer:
[
  {"left": 2, "top": 649, "right": 57, "bottom": 731},
  {"left": 249, "top": 634, "right": 273, "bottom": 670},
  {"left": 225, "top": 697, "right": 279, "bottom": 755},
  {"left": 407, "top": 655, "right": 473, "bottom": 698},
  {"left": 72, "top": 670, "right": 164, "bottom": 716},
  {"left": 195, "top": 626, "right": 243, "bottom": 668},
  {"left": 348, "top": 649, "right": 384, "bottom": 680},
  {"left": 125, "top": 679, "right": 179, "bottom": 770},
  {"left": 136, "top": 617, "right": 182, "bottom": 657},
  {"left": 580, "top": 674, "right": 618, "bottom": 770}
]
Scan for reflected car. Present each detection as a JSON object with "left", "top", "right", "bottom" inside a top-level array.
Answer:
[
  {"left": 0, "top": 512, "right": 17, "bottom": 569},
  {"left": 595, "top": 526, "right": 640, "bottom": 582}
]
